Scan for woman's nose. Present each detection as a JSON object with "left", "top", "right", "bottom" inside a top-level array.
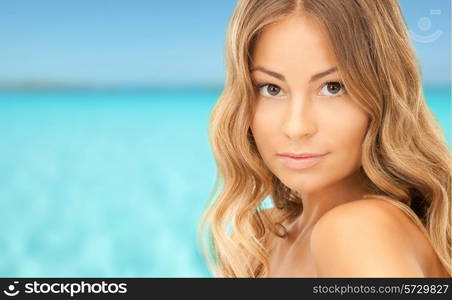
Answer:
[{"left": 281, "top": 94, "right": 317, "bottom": 140}]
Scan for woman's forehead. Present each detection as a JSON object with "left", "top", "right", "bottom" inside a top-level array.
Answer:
[{"left": 251, "top": 14, "right": 337, "bottom": 73}]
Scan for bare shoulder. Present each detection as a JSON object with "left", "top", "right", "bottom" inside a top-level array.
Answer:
[
  {"left": 313, "top": 198, "right": 416, "bottom": 229},
  {"left": 309, "top": 198, "right": 426, "bottom": 277}
]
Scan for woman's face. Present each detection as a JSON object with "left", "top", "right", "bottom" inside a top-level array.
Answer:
[{"left": 250, "top": 14, "right": 369, "bottom": 194}]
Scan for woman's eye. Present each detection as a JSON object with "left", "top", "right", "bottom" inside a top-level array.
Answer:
[
  {"left": 257, "top": 84, "right": 285, "bottom": 97},
  {"left": 318, "top": 81, "right": 345, "bottom": 96}
]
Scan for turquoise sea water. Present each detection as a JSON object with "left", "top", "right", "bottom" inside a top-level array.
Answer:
[{"left": 0, "top": 87, "right": 450, "bottom": 277}]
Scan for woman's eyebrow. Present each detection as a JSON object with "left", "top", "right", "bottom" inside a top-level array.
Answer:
[{"left": 250, "top": 66, "right": 337, "bottom": 82}]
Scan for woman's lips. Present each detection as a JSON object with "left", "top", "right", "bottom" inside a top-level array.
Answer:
[{"left": 278, "top": 153, "right": 327, "bottom": 169}]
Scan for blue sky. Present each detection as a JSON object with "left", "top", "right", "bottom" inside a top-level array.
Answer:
[{"left": 0, "top": 0, "right": 450, "bottom": 87}]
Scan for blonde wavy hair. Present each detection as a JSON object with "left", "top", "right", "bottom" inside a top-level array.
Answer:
[{"left": 198, "top": 0, "right": 451, "bottom": 277}]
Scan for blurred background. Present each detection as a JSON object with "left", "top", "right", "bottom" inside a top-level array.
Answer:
[{"left": 0, "top": 0, "right": 450, "bottom": 277}]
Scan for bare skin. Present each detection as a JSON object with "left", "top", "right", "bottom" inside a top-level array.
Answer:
[
  {"left": 250, "top": 13, "right": 449, "bottom": 277},
  {"left": 266, "top": 199, "right": 449, "bottom": 277},
  {"left": 267, "top": 212, "right": 317, "bottom": 277}
]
